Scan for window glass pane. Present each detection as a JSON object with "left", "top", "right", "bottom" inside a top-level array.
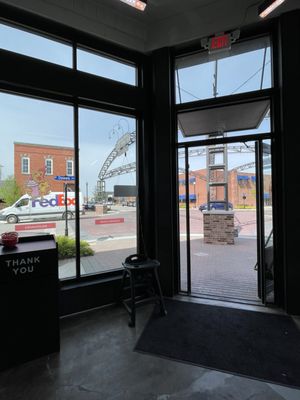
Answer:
[
  {"left": 66, "top": 160, "right": 73, "bottom": 176},
  {"left": 175, "top": 36, "right": 272, "bottom": 103},
  {"left": 0, "top": 23, "right": 72, "bottom": 67},
  {"left": 21, "top": 157, "right": 29, "bottom": 174},
  {"left": 45, "top": 159, "right": 53, "bottom": 175},
  {"left": 79, "top": 109, "right": 137, "bottom": 275},
  {"left": 77, "top": 48, "right": 136, "bottom": 86},
  {"left": 0, "top": 92, "right": 75, "bottom": 280}
]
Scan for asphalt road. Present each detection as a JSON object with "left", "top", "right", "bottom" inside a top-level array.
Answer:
[{"left": 0, "top": 206, "right": 273, "bottom": 241}]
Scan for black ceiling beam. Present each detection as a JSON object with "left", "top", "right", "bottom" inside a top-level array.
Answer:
[{"left": 175, "top": 88, "right": 274, "bottom": 113}]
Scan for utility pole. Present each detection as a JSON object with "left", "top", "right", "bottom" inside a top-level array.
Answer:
[
  {"left": 213, "top": 59, "right": 218, "bottom": 98},
  {"left": 86, "top": 181, "right": 89, "bottom": 206},
  {"left": 64, "top": 183, "right": 68, "bottom": 237}
]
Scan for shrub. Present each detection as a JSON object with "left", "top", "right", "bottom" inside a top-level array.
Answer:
[
  {"left": 0, "top": 176, "right": 22, "bottom": 206},
  {"left": 56, "top": 235, "right": 94, "bottom": 259}
]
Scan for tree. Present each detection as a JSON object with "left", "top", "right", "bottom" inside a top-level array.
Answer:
[{"left": 0, "top": 176, "right": 22, "bottom": 206}]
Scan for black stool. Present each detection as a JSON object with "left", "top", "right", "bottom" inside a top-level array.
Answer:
[{"left": 119, "top": 254, "right": 167, "bottom": 327}]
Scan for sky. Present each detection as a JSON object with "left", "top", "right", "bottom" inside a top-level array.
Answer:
[{"left": 0, "top": 22, "right": 272, "bottom": 197}]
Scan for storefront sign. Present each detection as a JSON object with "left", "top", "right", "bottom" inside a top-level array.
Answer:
[
  {"left": 15, "top": 223, "right": 56, "bottom": 231},
  {"left": 95, "top": 218, "right": 124, "bottom": 225}
]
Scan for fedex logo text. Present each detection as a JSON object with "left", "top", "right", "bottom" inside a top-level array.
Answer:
[{"left": 32, "top": 194, "right": 76, "bottom": 208}]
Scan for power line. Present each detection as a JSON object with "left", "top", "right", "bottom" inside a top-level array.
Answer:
[
  {"left": 176, "top": 58, "right": 271, "bottom": 100},
  {"left": 231, "top": 60, "right": 270, "bottom": 95}
]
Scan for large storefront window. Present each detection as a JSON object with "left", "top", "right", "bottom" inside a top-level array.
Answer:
[
  {"left": 0, "top": 92, "right": 76, "bottom": 279},
  {"left": 79, "top": 109, "right": 137, "bottom": 275},
  {"left": 0, "top": 15, "right": 140, "bottom": 286},
  {"left": 0, "top": 93, "right": 138, "bottom": 280}
]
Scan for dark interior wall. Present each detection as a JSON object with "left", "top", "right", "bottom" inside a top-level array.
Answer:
[
  {"left": 278, "top": 10, "right": 300, "bottom": 315},
  {"left": 1, "top": 3, "right": 300, "bottom": 315},
  {"left": 150, "top": 48, "right": 177, "bottom": 297}
]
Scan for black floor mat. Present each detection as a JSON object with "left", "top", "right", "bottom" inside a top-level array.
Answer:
[{"left": 135, "top": 299, "right": 300, "bottom": 388}]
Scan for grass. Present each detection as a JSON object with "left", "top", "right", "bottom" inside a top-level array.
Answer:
[
  {"left": 235, "top": 204, "right": 256, "bottom": 209},
  {"left": 56, "top": 235, "right": 94, "bottom": 259}
]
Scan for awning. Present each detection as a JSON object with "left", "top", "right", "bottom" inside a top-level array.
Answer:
[
  {"left": 178, "top": 194, "right": 196, "bottom": 200},
  {"left": 178, "top": 177, "right": 196, "bottom": 184},
  {"left": 237, "top": 175, "right": 249, "bottom": 181}
]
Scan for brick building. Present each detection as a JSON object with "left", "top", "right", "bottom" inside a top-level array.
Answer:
[
  {"left": 179, "top": 168, "right": 272, "bottom": 208},
  {"left": 14, "top": 142, "right": 75, "bottom": 196}
]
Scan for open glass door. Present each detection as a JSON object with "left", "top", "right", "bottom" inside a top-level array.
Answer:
[
  {"left": 257, "top": 139, "right": 274, "bottom": 303},
  {"left": 178, "top": 141, "right": 262, "bottom": 303}
]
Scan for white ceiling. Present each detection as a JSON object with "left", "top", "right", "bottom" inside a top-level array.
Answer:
[{"left": 2, "top": 0, "right": 300, "bottom": 52}]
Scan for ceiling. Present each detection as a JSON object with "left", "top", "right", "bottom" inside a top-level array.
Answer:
[{"left": 2, "top": 0, "right": 300, "bottom": 52}]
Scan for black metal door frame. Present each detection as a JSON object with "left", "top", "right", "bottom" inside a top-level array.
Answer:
[
  {"left": 256, "top": 140, "right": 265, "bottom": 303},
  {"left": 178, "top": 137, "right": 271, "bottom": 304}
]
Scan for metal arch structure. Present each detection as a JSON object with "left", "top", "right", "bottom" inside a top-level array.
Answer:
[
  {"left": 95, "top": 133, "right": 267, "bottom": 199},
  {"left": 177, "top": 144, "right": 255, "bottom": 159},
  {"left": 96, "top": 131, "right": 136, "bottom": 200}
]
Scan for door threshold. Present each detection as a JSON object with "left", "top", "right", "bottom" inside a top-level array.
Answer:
[{"left": 175, "top": 293, "right": 284, "bottom": 315}]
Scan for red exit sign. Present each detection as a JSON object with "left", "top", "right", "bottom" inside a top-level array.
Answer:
[{"left": 209, "top": 34, "right": 231, "bottom": 53}]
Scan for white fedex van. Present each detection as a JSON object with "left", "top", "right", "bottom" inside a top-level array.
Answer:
[{"left": 0, "top": 192, "right": 84, "bottom": 223}]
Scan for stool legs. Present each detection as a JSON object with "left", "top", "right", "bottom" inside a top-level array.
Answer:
[
  {"left": 128, "top": 270, "right": 136, "bottom": 327},
  {"left": 153, "top": 268, "right": 167, "bottom": 316},
  {"left": 119, "top": 262, "right": 167, "bottom": 327},
  {"left": 118, "top": 269, "right": 127, "bottom": 303}
]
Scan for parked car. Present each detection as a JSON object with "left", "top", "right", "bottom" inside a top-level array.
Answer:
[
  {"left": 122, "top": 201, "right": 136, "bottom": 207},
  {"left": 199, "top": 201, "right": 233, "bottom": 212},
  {"left": 83, "top": 202, "right": 96, "bottom": 211}
]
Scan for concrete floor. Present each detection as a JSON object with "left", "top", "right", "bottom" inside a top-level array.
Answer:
[{"left": 1, "top": 301, "right": 300, "bottom": 400}]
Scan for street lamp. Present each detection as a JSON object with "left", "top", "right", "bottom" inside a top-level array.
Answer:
[
  {"left": 86, "top": 181, "right": 89, "bottom": 207},
  {"left": 242, "top": 192, "right": 247, "bottom": 209},
  {"left": 64, "top": 183, "right": 69, "bottom": 236}
]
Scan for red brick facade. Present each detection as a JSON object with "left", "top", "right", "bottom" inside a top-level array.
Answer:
[
  {"left": 14, "top": 142, "right": 75, "bottom": 195},
  {"left": 179, "top": 169, "right": 272, "bottom": 208}
]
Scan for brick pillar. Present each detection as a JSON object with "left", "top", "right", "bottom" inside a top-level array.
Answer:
[{"left": 203, "top": 211, "right": 235, "bottom": 245}]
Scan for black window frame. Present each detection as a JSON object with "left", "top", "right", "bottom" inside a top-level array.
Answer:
[
  {"left": 172, "top": 23, "right": 281, "bottom": 306},
  {"left": 0, "top": 3, "right": 146, "bottom": 289}
]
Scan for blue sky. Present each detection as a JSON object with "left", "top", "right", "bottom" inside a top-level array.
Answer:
[
  {"left": 0, "top": 22, "right": 271, "bottom": 196},
  {"left": 0, "top": 92, "right": 136, "bottom": 194}
]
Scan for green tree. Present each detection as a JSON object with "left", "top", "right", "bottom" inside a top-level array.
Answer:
[{"left": 0, "top": 176, "right": 22, "bottom": 206}]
